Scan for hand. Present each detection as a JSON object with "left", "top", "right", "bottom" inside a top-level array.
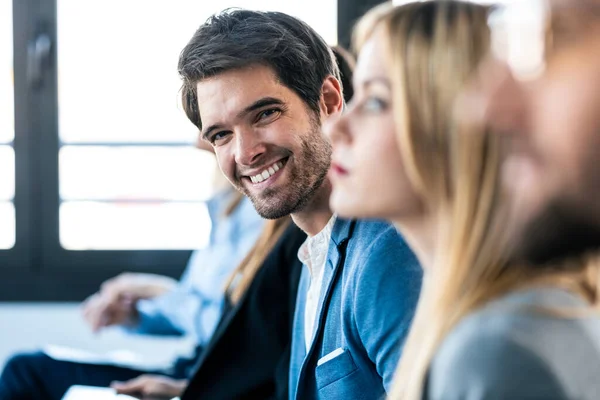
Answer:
[
  {"left": 111, "top": 375, "right": 188, "bottom": 399},
  {"left": 81, "top": 273, "right": 177, "bottom": 332}
]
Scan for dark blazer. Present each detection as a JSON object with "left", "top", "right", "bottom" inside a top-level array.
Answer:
[{"left": 181, "top": 222, "right": 307, "bottom": 400}]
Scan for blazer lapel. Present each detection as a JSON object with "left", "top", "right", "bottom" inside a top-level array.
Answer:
[
  {"left": 290, "top": 266, "right": 310, "bottom": 399},
  {"left": 292, "top": 219, "right": 356, "bottom": 399}
]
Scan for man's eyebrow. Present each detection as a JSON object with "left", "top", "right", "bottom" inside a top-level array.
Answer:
[
  {"left": 201, "top": 97, "right": 286, "bottom": 141},
  {"left": 237, "top": 97, "right": 285, "bottom": 120}
]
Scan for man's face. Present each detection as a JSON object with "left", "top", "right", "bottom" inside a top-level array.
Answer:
[
  {"left": 467, "top": 0, "right": 600, "bottom": 264},
  {"left": 195, "top": 65, "right": 332, "bottom": 219}
]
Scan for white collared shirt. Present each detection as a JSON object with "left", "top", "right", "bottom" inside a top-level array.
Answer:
[{"left": 297, "top": 215, "right": 337, "bottom": 351}]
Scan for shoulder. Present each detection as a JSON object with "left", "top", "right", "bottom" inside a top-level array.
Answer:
[
  {"left": 427, "top": 291, "right": 581, "bottom": 400},
  {"left": 350, "top": 219, "right": 400, "bottom": 244},
  {"left": 253, "top": 221, "right": 305, "bottom": 287},
  {"left": 342, "top": 219, "right": 422, "bottom": 311},
  {"left": 279, "top": 222, "right": 307, "bottom": 255},
  {"left": 432, "top": 309, "right": 551, "bottom": 376},
  {"left": 348, "top": 219, "right": 417, "bottom": 264},
  {"left": 343, "top": 220, "right": 420, "bottom": 283},
  {"left": 261, "top": 222, "right": 306, "bottom": 268}
]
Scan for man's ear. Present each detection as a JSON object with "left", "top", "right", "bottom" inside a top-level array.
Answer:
[{"left": 320, "top": 76, "right": 344, "bottom": 118}]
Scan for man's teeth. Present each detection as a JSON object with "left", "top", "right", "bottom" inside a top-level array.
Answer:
[{"left": 250, "top": 161, "right": 284, "bottom": 183}]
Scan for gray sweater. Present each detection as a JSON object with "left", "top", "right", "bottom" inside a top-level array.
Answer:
[{"left": 426, "top": 287, "right": 600, "bottom": 400}]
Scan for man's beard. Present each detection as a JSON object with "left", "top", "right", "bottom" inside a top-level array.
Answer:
[
  {"left": 510, "top": 199, "right": 600, "bottom": 266},
  {"left": 235, "top": 125, "right": 332, "bottom": 220}
]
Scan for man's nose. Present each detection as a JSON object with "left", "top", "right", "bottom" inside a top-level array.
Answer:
[{"left": 234, "top": 128, "right": 267, "bottom": 166}]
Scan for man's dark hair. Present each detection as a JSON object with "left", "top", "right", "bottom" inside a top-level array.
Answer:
[{"left": 178, "top": 9, "right": 341, "bottom": 129}]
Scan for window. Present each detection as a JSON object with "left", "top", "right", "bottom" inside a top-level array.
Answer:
[
  {"left": 0, "top": 0, "right": 15, "bottom": 250},
  {"left": 55, "top": 0, "right": 337, "bottom": 251},
  {"left": 3, "top": 0, "right": 353, "bottom": 300}
]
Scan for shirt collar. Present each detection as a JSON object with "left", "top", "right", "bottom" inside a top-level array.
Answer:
[{"left": 297, "top": 215, "right": 337, "bottom": 276}]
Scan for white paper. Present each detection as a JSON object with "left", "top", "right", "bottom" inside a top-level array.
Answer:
[
  {"left": 62, "top": 385, "right": 180, "bottom": 400},
  {"left": 44, "top": 344, "right": 170, "bottom": 371},
  {"left": 62, "top": 385, "right": 138, "bottom": 400}
]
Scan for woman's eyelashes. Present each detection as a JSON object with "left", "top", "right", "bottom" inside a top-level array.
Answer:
[{"left": 361, "top": 96, "right": 388, "bottom": 112}]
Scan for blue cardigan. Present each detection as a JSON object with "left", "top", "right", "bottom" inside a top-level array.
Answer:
[{"left": 289, "top": 219, "right": 422, "bottom": 400}]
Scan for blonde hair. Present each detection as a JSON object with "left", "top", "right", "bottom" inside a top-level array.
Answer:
[
  {"left": 224, "top": 216, "right": 291, "bottom": 304},
  {"left": 354, "top": 2, "right": 600, "bottom": 399}
]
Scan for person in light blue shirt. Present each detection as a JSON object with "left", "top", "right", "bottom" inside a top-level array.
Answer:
[
  {"left": 0, "top": 184, "right": 264, "bottom": 400},
  {"left": 123, "top": 187, "right": 264, "bottom": 343}
]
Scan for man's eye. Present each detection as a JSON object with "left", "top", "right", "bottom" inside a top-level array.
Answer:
[
  {"left": 212, "top": 131, "right": 230, "bottom": 144},
  {"left": 256, "top": 108, "right": 281, "bottom": 122}
]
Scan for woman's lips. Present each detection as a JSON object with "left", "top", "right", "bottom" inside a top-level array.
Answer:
[{"left": 331, "top": 162, "right": 349, "bottom": 176}]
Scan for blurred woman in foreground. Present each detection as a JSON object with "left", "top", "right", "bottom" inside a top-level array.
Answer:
[{"left": 327, "top": 1, "right": 600, "bottom": 399}]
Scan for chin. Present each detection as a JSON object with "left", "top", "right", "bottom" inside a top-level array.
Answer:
[
  {"left": 330, "top": 201, "right": 354, "bottom": 219},
  {"left": 511, "top": 200, "right": 600, "bottom": 265},
  {"left": 330, "top": 194, "right": 369, "bottom": 220},
  {"left": 334, "top": 208, "right": 361, "bottom": 219}
]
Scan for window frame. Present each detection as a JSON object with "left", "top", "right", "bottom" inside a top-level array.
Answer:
[
  {"left": 0, "top": 0, "right": 36, "bottom": 275},
  {"left": 1, "top": 0, "right": 384, "bottom": 301}
]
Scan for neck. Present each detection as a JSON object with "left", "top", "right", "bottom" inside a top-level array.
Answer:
[
  {"left": 391, "top": 212, "right": 436, "bottom": 270},
  {"left": 292, "top": 179, "right": 334, "bottom": 237}
]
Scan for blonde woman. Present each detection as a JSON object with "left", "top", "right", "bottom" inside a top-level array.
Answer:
[{"left": 327, "top": 1, "right": 600, "bottom": 399}]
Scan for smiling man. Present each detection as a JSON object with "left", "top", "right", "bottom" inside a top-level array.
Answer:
[
  {"left": 178, "top": 10, "right": 422, "bottom": 400},
  {"left": 196, "top": 66, "right": 333, "bottom": 229}
]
